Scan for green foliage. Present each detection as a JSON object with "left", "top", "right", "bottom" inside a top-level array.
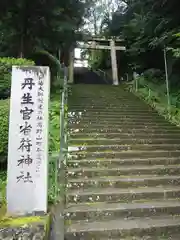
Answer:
[
  {"left": 0, "top": 171, "right": 7, "bottom": 204},
  {"left": 143, "top": 68, "right": 164, "bottom": 83},
  {"left": 99, "top": 0, "right": 180, "bottom": 80},
  {"left": 0, "top": 0, "right": 90, "bottom": 58},
  {"left": 89, "top": 50, "right": 103, "bottom": 70},
  {"left": 32, "top": 50, "right": 64, "bottom": 88},
  {"left": 0, "top": 57, "right": 34, "bottom": 98},
  {"left": 168, "top": 48, "right": 180, "bottom": 58},
  {"left": 48, "top": 159, "right": 58, "bottom": 204},
  {"left": 48, "top": 93, "right": 61, "bottom": 203},
  {"left": 0, "top": 57, "right": 34, "bottom": 161},
  {"left": 0, "top": 99, "right": 9, "bottom": 164},
  {"left": 131, "top": 77, "right": 180, "bottom": 126},
  {"left": 49, "top": 98, "right": 60, "bottom": 153}
]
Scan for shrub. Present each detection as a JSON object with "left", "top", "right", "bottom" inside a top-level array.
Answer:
[
  {"left": 143, "top": 68, "right": 164, "bottom": 83},
  {"left": 0, "top": 57, "right": 35, "bottom": 99},
  {"left": 0, "top": 99, "right": 9, "bottom": 165},
  {"left": 49, "top": 98, "right": 60, "bottom": 153},
  {"left": 0, "top": 57, "right": 34, "bottom": 163}
]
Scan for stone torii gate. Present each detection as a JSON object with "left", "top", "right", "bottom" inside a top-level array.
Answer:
[{"left": 69, "top": 38, "right": 126, "bottom": 85}]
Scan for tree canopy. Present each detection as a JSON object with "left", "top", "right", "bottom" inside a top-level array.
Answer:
[
  {"left": 89, "top": 0, "right": 180, "bottom": 84},
  {"left": 0, "top": 0, "right": 92, "bottom": 58},
  {"left": 1, "top": 0, "right": 180, "bottom": 85}
]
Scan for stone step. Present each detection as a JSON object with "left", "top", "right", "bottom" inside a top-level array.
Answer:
[
  {"left": 68, "top": 103, "right": 151, "bottom": 107},
  {"left": 67, "top": 165, "right": 180, "bottom": 179},
  {"left": 94, "top": 236, "right": 180, "bottom": 240},
  {"left": 69, "top": 103, "right": 151, "bottom": 107},
  {"left": 67, "top": 85, "right": 180, "bottom": 240},
  {"left": 69, "top": 128, "right": 180, "bottom": 134},
  {"left": 69, "top": 123, "right": 177, "bottom": 130},
  {"left": 69, "top": 138, "right": 180, "bottom": 145},
  {"left": 67, "top": 175, "right": 180, "bottom": 190},
  {"left": 69, "top": 110, "right": 164, "bottom": 116},
  {"left": 68, "top": 114, "right": 168, "bottom": 121},
  {"left": 69, "top": 112, "right": 167, "bottom": 119},
  {"left": 69, "top": 100, "right": 150, "bottom": 103},
  {"left": 69, "top": 150, "right": 180, "bottom": 160},
  {"left": 67, "top": 186, "right": 180, "bottom": 204},
  {"left": 69, "top": 137, "right": 180, "bottom": 146},
  {"left": 65, "top": 200, "right": 180, "bottom": 222},
  {"left": 69, "top": 130, "right": 180, "bottom": 137},
  {"left": 69, "top": 101, "right": 145, "bottom": 105},
  {"left": 69, "top": 103, "right": 148, "bottom": 107},
  {"left": 69, "top": 120, "right": 174, "bottom": 127},
  {"left": 69, "top": 95, "right": 138, "bottom": 97},
  {"left": 69, "top": 97, "right": 139, "bottom": 100},
  {"left": 69, "top": 107, "right": 154, "bottom": 112},
  {"left": 69, "top": 114, "right": 170, "bottom": 121},
  {"left": 69, "top": 109, "right": 160, "bottom": 114},
  {"left": 68, "top": 122, "right": 180, "bottom": 129},
  {"left": 65, "top": 216, "right": 180, "bottom": 239},
  {"left": 69, "top": 103, "right": 152, "bottom": 107},
  {"left": 69, "top": 106, "right": 159, "bottom": 111},
  {"left": 68, "top": 144, "right": 180, "bottom": 152},
  {"left": 70, "top": 132, "right": 180, "bottom": 139},
  {"left": 69, "top": 94, "right": 134, "bottom": 97},
  {"left": 68, "top": 92, "right": 138, "bottom": 96},
  {"left": 69, "top": 117, "right": 169, "bottom": 124},
  {"left": 70, "top": 96, "right": 145, "bottom": 99},
  {"left": 70, "top": 98, "right": 140, "bottom": 100},
  {"left": 67, "top": 157, "right": 180, "bottom": 168}
]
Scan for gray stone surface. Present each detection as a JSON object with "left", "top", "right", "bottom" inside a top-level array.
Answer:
[
  {"left": 0, "top": 223, "right": 46, "bottom": 240},
  {"left": 50, "top": 204, "right": 64, "bottom": 240},
  {"left": 65, "top": 84, "right": 180, "bottom": 239}
]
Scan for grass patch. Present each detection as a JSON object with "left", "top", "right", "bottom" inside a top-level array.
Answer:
[
  {"left": 0, "top": 215, "right": 48, "bottom": 227},
  {"left": 126, "top": 78, "right": 180, "bottom": 126},
  {"left": 0, "top": 171, "right": 7, "bottom": 204}
]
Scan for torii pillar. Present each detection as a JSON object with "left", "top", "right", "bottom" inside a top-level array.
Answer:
[
  {"left": 91, "top": 41, "right": 96, "bottom": 63},
  {"left": 110, "top": 39, "right": 119, "bottom": 85},
  {"left": 69, "top": 49, "right": 74, "bottom": 84}
]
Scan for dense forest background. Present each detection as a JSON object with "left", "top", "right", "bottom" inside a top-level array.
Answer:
[
  {"left": 0, "top": 0, "right": 95, "bottom": 202},
  {"left": 89, "top": 0, "right": 180, "bottom": 90},
  {"left": 1, "top": 0, "right": 180, "bottom": 88}
]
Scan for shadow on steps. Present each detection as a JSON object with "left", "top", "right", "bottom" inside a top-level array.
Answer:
[{"left": 74, "top": 67, "right": 110, "bottom": 84}]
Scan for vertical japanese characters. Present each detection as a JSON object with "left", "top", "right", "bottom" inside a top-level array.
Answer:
[
  {"left": 17, "top": 74, "right": 45, "bottom": 183},
  {"left": 17, "top": 78, "right": 35, "bottom": 183},
  {"left": 36, "top": 74, "right": 44, "bottom": 177}
]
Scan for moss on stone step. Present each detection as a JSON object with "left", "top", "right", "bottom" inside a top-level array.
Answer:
[{"left": 0, "top": 206, "right": 51, "bottom": 239}]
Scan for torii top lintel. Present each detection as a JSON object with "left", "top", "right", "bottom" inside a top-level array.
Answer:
[{"left": 77, "top": 37, "right": 126, "bottom": 51}]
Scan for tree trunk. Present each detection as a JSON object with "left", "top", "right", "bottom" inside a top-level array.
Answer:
[{"left": 19, "top": 34, "right": 24, "bottom": 58}]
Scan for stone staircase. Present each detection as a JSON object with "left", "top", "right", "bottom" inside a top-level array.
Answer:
[{"left": 65, "top": 84, "right": 180, "bottom": 240}]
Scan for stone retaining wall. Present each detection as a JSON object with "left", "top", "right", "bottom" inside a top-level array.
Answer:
[{"left": 0, "top": 214, "right": 51, "bottom": 240}]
